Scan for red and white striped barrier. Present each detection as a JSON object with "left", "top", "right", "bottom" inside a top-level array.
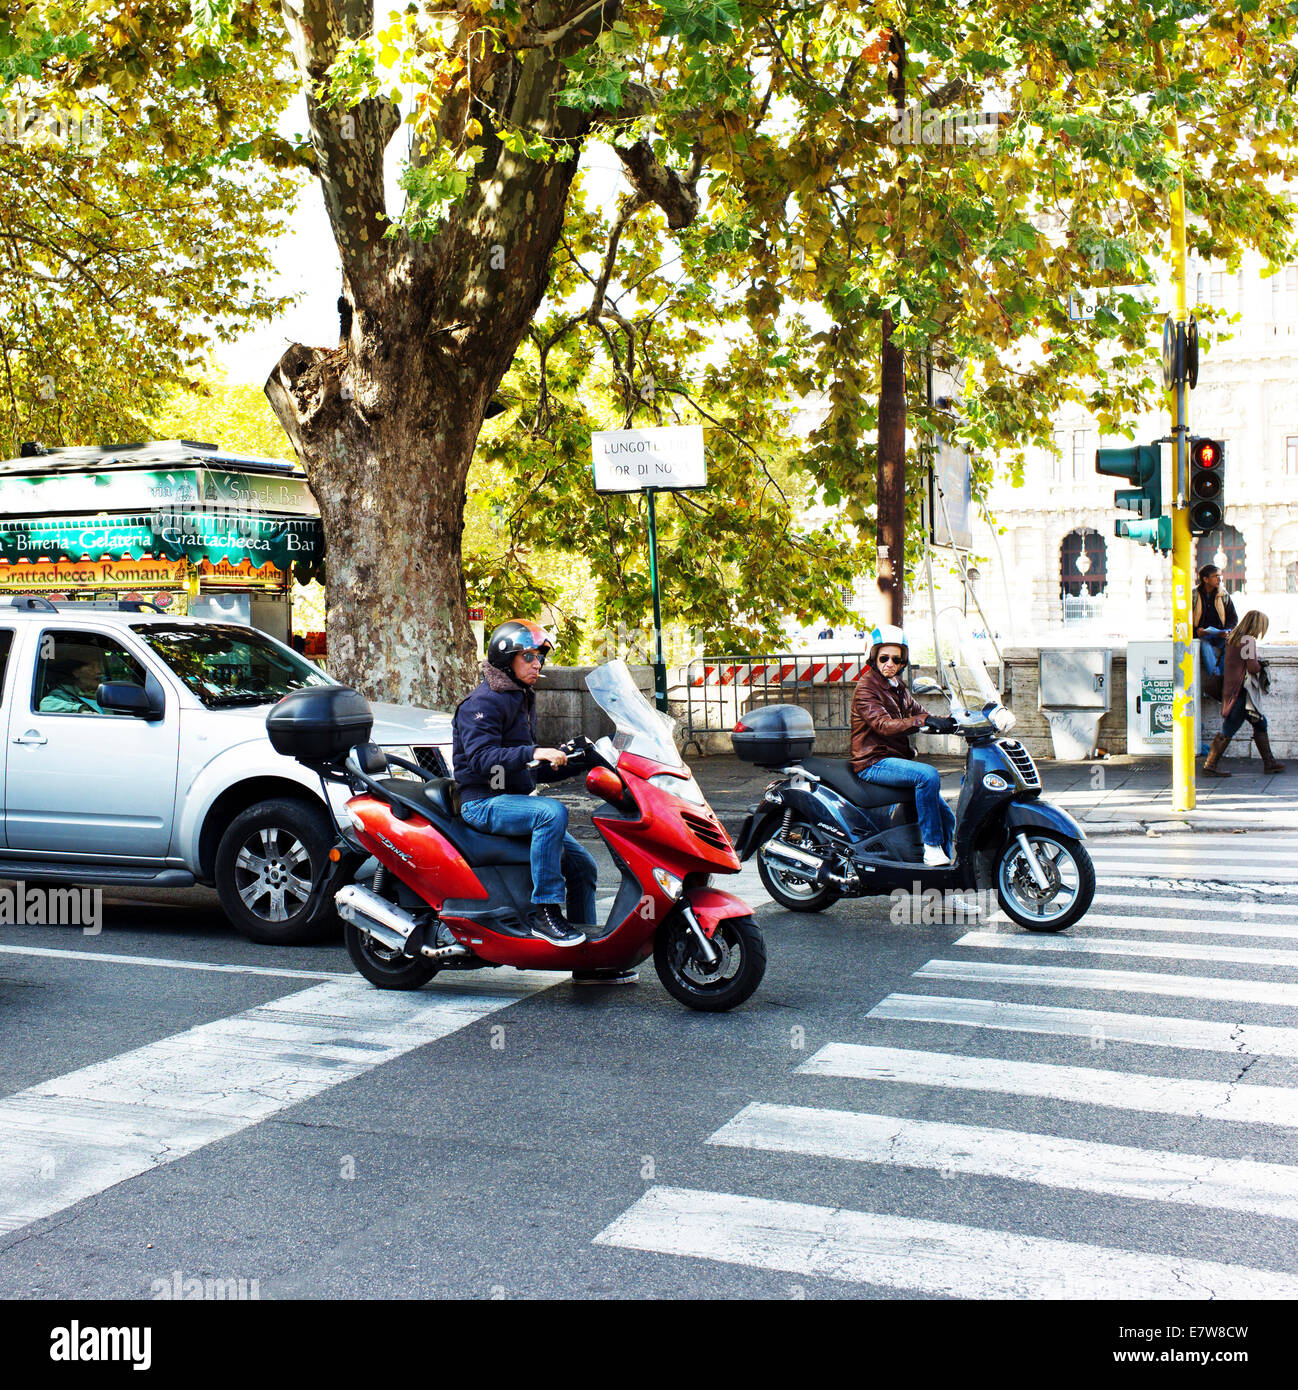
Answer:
[{"left": 685, "top": 656, "right": 868, "bottom": 689}]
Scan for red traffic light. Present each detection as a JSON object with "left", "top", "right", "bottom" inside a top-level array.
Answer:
[{"left": 1188, "top": 436, "right": 1225, "bottom": 535}]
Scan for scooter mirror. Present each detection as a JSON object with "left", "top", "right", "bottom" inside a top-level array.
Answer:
[{"left": 911, "top": 677, "right": 945, "bottom": 697}]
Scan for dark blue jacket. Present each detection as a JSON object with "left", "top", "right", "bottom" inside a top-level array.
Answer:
[{"left": 453, "top": 674, "right": 554, "bottom": 803}]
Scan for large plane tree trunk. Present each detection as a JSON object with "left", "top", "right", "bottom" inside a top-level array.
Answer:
[{"left": 266, "top": 0, "right": 698, "bottom": 706}]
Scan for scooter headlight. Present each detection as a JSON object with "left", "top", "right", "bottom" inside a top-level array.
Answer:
[
  {"left": 652, "top": 867, "right": 683, "bottom": 898},
  {"left": 647, "top": 772, "right": 709, "bottom": 806}
]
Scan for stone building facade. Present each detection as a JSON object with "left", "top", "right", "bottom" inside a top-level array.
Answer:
[{"left": 958, "top": 254, "right": 1298, "bottom": 645}]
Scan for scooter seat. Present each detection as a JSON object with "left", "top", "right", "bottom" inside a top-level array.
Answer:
[
  {"left": 372, "top": 778, "right": 533, "bottom": 866},
  {"left": 802, "top": 757, "right": 917, "bottom": 810}
]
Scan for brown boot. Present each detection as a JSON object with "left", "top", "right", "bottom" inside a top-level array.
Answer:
[
  {"left": 1202, "top": 733, "right": 1232, "bottom": 777},
  {"left": 1254, "top": 726, "right": 1286, "bottom": 775}
]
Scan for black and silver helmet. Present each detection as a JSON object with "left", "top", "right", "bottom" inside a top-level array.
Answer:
[{"left": 486, "top": 618, "right": 555, "bottom": 671}]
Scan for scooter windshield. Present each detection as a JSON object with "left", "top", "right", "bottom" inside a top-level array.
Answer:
[
  {"left": 585, "top": 660, "right": 685, "bottom": 769},
  {"left": 934, "top": 610, "right": 1001, "bottom": 711}
]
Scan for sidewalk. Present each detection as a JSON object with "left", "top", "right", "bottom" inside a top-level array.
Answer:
[{"left": 678, "top": 754, "right": 1298, "bottom": 837}]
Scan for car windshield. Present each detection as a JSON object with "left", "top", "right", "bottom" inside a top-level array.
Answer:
[
  {"left": 585, "top": 660, "right": 684, "bottom": 768},
  {"left": 132, "top": 622, "right": 334, "bottom": 708}
]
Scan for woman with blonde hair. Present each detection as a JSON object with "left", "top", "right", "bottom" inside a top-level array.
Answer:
[{"left": 1202, "top": 610, "right": 1285, "bottom": 775}]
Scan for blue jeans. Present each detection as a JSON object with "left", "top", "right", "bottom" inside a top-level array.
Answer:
[
  {"left": 1221, "top": 701, "right": 1265, "bottom": 743},
  {"left": 858, "top": 758, "right": 955, "bottom": 854},
  {"left": 460, "top": 794, "right": 599, "bottom": 924}
]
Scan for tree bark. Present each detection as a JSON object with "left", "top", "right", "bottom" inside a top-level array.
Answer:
[
  {"left": 875, "top": 29, "right": 907, "bottom": 628},
  {"left": 264, "top": 0, "right": 699, "bottom": 707}
]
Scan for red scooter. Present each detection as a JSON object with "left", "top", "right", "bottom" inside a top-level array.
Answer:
[{"left": 266, "top": 662, "right": 766, "bottom": 1011}]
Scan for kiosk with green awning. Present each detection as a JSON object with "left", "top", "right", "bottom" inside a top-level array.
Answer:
[{"left": 0, "top": 440, "right": 324, "bottom": 640}]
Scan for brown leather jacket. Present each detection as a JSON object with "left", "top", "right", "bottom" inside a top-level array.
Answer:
[
  {"left": 849, "top": 666, "right": 927, "bottom": 772},
  {"left": 1222, "top": 635, "right": 1263, "bottom": 719}
]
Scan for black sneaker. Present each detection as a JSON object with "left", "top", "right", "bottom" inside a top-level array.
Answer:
[{"left": 529, "top": 904, "right": 586, "bottom": 947}]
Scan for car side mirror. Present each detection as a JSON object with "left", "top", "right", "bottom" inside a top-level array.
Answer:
[
  {"left": 911, "top": 677, "right": 944, "bottom": 697},
  {"left": 98, "top": 682, "right": 163, "bottom": 720}
]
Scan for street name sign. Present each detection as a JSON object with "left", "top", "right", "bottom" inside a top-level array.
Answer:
[{"left": 591, "top": 425, "right": 706, "bottom": 493}]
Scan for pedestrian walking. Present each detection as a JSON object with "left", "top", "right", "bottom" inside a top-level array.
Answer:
[{"left": 1202, "top": 610, "right": 1286, "bottom": 776}]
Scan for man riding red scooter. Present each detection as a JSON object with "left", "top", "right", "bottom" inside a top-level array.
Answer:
[
  {"left": 266, "top": 658, "right": 767, "bottom": 1012},
  {"left": 453, "top": 619, "right": 597, "bottom": 949}
]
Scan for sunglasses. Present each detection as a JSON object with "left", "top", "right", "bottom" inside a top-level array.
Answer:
[
  {"left": 877, "top": 654, "right": 906, "bottom": 666},
  {"left": 519, "top": 649, "right": 546, "bottom": 665}
]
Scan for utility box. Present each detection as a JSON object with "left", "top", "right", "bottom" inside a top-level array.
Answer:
[
  {"left": 1126, "top": 640, "right": 1202, "bottom": 755},
  {"left": 1038, "top": 647, "right": 1111, "bottom": 760}
]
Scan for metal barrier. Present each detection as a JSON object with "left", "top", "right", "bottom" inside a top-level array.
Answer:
[{"left": 679, "top": 652, "right": 866, "bottom": 754}]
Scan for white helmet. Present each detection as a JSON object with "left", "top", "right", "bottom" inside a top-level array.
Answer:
[{"left": 868, "top": 624, "right": 909, "bottom": 669}]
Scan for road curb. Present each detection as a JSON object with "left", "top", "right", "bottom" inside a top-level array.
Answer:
[{"left": 1081, "top": 817, "right": 1291, "bottom": 836}]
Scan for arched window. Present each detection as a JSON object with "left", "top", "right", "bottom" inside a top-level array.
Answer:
[
  {"left": 1060, "top": 529, "right": 1107, "bottom": 597},
  {"left": 1287, "top": 560, "right": 1298, "bottom": 595},
  {"left": 1195, "top": 525, "right": 1246, "bottom": 591}
]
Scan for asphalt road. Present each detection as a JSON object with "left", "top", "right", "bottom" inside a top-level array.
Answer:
[{"left": 3, "top": 829, "right": 1298, "bottom": 1300}]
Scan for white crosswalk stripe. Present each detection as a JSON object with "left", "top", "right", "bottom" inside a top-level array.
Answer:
[
  {"left": 596, "top": 863, "right": 1298, "bottom": 1295},
  {"left": 915, "top": 957, "right": 1298, "bottom": 1007},
  {"left": 595, "top": 1186, "right": 1298, "bottom": 1299},
  {"left": 952, "top": 928, "right": 1298, "bottom": 969},
  {"left": 708, "top": 1103, "right": 1298, "bottom": 1221},
  {"left": 798, "top": 1044, "right": 1298, "bottom": 1127},
  {"left": 0, "top": 973, "right": 554, "bottom": 1236}
]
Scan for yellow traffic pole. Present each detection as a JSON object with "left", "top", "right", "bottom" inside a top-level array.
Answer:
[{"left": 1163, "top": 51, "right": 1196, "bottom": 813}]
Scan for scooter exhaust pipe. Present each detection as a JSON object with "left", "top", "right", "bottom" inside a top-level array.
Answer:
[
  {"left": 336, "top": 883, "right": 416, "bottom": 953},
  {"left": 761, "top": 837, "right": 858, "bottom": 890},
  {"left": 761, "top": 838, "right": 830, "bottom": 878}
]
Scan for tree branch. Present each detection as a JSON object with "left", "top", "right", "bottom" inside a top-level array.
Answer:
[
  {"left": 615, "top": 140, "right": 703, "bottom": 229},
  {"left": 279, "top": 0, "right": 399, "bottom": 301}
]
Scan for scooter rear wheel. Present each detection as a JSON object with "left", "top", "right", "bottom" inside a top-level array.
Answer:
[
  {"left": 654, "top": 913, "right": 766, "bottom": 1012},
  {"left": 756, "top": 823, "right": 841, "bottom": 913},
  {"left": 344, "top": 920, "right": 440, "bottom": 990}
]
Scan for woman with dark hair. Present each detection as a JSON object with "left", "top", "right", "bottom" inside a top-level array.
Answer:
[{"left": 1203, "top": 610, "right": 1285, "bottom": 776}]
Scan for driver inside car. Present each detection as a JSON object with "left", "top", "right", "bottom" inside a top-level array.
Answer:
[
  {"left": 849, "top": 625, "right": 958, "bottom": 866},
  {"left": 453, "top": 620, "right": 638, "bottom": 984}
]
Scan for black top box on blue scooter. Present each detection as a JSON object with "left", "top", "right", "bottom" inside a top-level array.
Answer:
[
  {"left": 267, "top": 685, "right": 374, "bottom": 761},
  {"left": 731, "top": 704, "right": 816, "bottom": 766}
]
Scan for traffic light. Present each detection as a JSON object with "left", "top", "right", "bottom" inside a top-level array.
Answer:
[
  {"left": 1188, "top": 437, "right": 1224, "bottom": 535},
  {"left": 1095, "top": 442, "right": 1169, "bottom": 550}
]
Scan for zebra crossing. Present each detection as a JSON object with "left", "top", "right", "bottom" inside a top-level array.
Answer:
[{"left": 594, "top": 831, "right": 1298, "bottom": 1297}]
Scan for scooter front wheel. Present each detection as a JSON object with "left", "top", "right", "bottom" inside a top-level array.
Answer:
[
  {"left": 344, "top": 920, "right": 440, "bottom": 990},
  {"left": 654, "top": 913, "right": 766, "bottom": 1012},
  {"left": 995, "top": 830, "right": 1095, "bottom": 933}
]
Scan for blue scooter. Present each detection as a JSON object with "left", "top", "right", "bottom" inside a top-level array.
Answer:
[{"left": 731, "top": 680, "right": 1094, "bottom": 932}]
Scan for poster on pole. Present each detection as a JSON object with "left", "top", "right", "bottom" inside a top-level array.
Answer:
[
  {"left": 591, "top": 425, "right": 707, "bottom": 493},
  {"left": 928, "top": 437, "right": 973, "bottom": 551}
]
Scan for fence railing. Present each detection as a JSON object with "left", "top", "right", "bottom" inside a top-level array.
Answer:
[{"left": 678, "top": 652, "right": 866, "bottom": 753}]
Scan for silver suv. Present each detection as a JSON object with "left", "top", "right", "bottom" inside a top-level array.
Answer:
[{"left": 0, "top": 599, "right": 453, "bottom": 943}]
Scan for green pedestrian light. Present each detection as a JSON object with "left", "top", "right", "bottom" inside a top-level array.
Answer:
[{"left": 1095, "top": 442, "right": 1166, "bottom": 551}]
